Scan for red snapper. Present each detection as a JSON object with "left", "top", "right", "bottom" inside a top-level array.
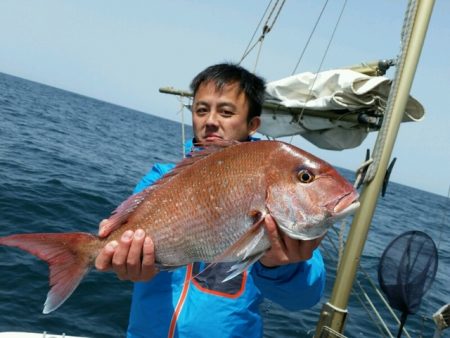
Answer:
[{"left": 0, "top": 140, "right": 359, "bottom": 313}]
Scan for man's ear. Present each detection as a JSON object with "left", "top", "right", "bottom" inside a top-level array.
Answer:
[{"left": 248, "top": 116, "right": 261, "bottom": 136}]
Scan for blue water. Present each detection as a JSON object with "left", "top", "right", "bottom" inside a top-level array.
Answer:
[{"left": 0, "top": 72, "right": 448, "bottom": 337}]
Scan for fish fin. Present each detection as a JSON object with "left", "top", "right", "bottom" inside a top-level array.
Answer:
[
  {"left": 103, "top": 189, "right": 151, "bottom": 235},
  {"left": 190, "top": 262, "right": 218, "bottom": 282},
  {"left": 214, "top": 210, "right": 267, "bottom": 262},
  {"left": 0, "top": 232, "right": 97, "bottom": 314},
  {"left": 151, "top": 140, "right": 241, "bottom": 188},
  {"left": 222, "top": 252, "right": 265, "bottom": 283},
  {"left": 205, "top": 210, "right": 268, "bottom": 281}
]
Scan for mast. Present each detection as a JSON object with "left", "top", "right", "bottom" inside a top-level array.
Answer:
[{"left": 315, "top": 1, "right": 435, "bottom": 336}]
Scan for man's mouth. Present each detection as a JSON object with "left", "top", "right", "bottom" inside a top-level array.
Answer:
[{"left": 205, "top": 134, "right": 222, "bottom": 141}]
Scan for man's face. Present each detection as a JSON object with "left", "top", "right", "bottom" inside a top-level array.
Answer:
[{"left": 192, "top": 81, "right": 260, "bottom": 142}]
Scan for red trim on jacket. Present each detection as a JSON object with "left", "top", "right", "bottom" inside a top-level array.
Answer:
[
  {"left": 168, "top": 264, "right": 193, "bottom": 338},
  {"left": 192, "top": 271, "right": 247, "bottom": 299}
]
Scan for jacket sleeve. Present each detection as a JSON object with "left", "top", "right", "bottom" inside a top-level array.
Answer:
[
  {"left": 251, "top": 249, "right": 326, "bottom": 311},
  {"left": 133, "top": 163, "right": 176, "bottom": 193}
]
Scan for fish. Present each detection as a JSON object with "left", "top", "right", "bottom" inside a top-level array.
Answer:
[{"left": 0, "top": 140, "right": 359, "bottom": 314}]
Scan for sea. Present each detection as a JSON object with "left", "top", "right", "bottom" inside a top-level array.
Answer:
[{"left": 0, "top": 72, "right": 449, "bottom": 338}]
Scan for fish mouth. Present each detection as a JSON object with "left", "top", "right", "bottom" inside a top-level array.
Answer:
[
  {"left": 277, "top": 199, "right": 359, "bottom": 240},
  {"left": 272, "top": 191, "right": 360, "bottom": 241},
  {"left": 330, "top": 191, "right": 360, "bottom": 217},
  {"left": 331, "top": 200, "right": 360, "bottom": 219}
]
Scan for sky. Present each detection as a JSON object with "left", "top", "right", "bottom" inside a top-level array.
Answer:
[{"left": 0, "top": 0, "right": 449, "bottom": 196}]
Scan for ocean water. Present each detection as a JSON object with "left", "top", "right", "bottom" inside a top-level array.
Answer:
[{"left": 0, "top": 72, "right": 448, "bottom": 338}]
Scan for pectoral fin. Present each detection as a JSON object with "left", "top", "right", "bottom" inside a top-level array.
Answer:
[
  {"left": 222, "top": 252, "right": 265, "bottom": 282},
  {"left": 210, "top": 210, "right": 270, "bottom": 281}
]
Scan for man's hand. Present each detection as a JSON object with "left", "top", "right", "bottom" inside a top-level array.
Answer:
[
  {"left": 259, "top": 215, "right": 323, "bottom": 268},
  {"left": 95, "top": 219, "right": 159, "bottom": 282}
]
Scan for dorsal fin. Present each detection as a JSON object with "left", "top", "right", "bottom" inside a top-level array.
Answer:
[
  {"left": 151, "top": 139, "right": 241, "bottom": 189},
  {"left": 101, "top": 188, "right": 154, "bottom": 236}
]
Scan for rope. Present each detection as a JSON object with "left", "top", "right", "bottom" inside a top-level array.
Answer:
[
  {"left": 291, "top": 0, "right": 330, "bottom": 75},
  {"left": 266, "top": 0, "right": 282, "bottom": 27},
  {"left": 282, "top": 0, "right": 346, "bottom": 144},
  {"left": 354, "top": 157, "right": 374, "bottom": 189},
  {"left": 239, "top": 0, "right": 273, "bottom": 65},
  {"left": 297, "top": 0, "right": 347, "bottom": 121},
  {"left": 253, "top": 34, "right": 266, "bottom": 73},
  {"left": 353, "top": 278, "right": 394, "bottom": 338},
  {"left": 238, "top": 0, "right": 286, "bottom": 70},
  {"left": 364, "top": 0, "right": 419, "bottom": 182},
  {"left": 358, "top": 265, "right": 412, "bottom": 338},
  {"left": 269, "top": 0, "right": 286, "bottom": 31},
  {"left": 336, "top": 218, "right": 347, "bottom": 269}
]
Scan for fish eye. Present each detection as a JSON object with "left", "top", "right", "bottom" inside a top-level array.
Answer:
[{"left": 297, "top": 169, "right": 314, "bottom": 183}]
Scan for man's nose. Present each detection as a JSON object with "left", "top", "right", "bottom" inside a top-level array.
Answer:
[{"left": 206, "top": 111, "right": 219, "bottom": 125}]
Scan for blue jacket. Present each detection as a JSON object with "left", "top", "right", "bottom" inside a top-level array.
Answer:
[{"left": 127, "top": 140, "right": 326, "bottom": 338}]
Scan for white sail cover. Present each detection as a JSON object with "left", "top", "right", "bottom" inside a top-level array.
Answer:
[{"left": 259, "top": 69, "right": 424, "bottom": 150}]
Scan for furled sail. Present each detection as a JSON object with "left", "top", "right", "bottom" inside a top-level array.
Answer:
[{"left": 260, "top": 69, "right": 424, "bottom": 150}]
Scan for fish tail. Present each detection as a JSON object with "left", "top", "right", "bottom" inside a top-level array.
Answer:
[{"left": 0, "top": 232, "right": 97, "bottom": 314}]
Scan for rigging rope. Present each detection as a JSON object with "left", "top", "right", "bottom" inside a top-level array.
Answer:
[
  {"left": 297, "top": 0, "right": 347, "bottom": 121},
  {"left": 267, "top": 0, "right": 347, "bottom": 144},
  {"left": 291, "top": 0, "right": 330, "bottom": 75},
  {"left": 238, "top": 0, "right": 286, "bottom": 70},
  {"left": 253, "top": 33, "right": 266, "bottom": 73},
  {"left": 354, "top": 277, "right": 394, "bottom": 338},
  {"left": 239, "top": 0, "right": 273, "bottom": 65}
]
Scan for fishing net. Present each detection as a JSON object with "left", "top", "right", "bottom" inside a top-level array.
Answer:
[{"left": 378, "top": 230, "right": 438, "bottom": 337}]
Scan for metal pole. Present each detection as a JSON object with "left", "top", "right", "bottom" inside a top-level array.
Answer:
[{"left": 315, "top": 0, "right": 435, "bottom": 336}]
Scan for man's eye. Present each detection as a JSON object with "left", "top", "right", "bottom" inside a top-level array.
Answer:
[
  {"left": 195, "top": 108, "right": 208, "bottom": 115},
  {"left": 221, "top": 110, "right": 234, "bottom": 117}
]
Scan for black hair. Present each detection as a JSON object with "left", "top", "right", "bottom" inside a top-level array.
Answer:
[{"left": 189, "top": 63, "right": 266, "bottom": 121}]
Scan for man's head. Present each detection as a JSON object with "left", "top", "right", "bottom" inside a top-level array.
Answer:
[{"left": 190, "top": 63, "right": 266, "bottom": 143}]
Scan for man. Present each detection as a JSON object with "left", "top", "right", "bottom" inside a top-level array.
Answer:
[{"left": 96, "top": 63, "right": 325, "bottom": 337}]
